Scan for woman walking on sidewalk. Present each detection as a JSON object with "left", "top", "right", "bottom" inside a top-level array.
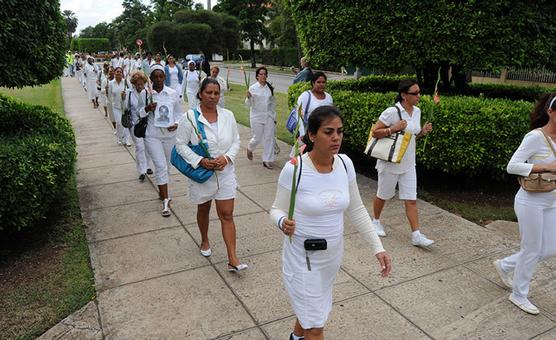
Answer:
[
  {"left": 139, "top": 64, "right": 182, "bottom": 217},
  {"left": 126, "top": 71, "right": 153, "bottom": 182},
  {"left": 494, "top": 93, "right": 556, "bottom": 315},
  {"left": 245, "top": 66, "right": 277, "bottom": 169},
  {"left": 270, "top": 106, "right": 391, "bottom": 340},
  {"left": 369, "top": 79, "right": 435, "bottom": 247},
  {"left": 109, "top": 66, "right": 132, "bottom": 146},
  {"left": 83, "top": 56, "right": 99, "bottom": 109},
  {"left": 164, "top": 55, "right": 184, "bottom": 99},
  {"left": 175, "top": 78, "right": 247, "bottom": 273}
]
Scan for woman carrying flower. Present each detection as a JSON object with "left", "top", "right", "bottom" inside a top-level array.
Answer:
[
  {"left": 270, "top": 105, "right": 391, "bottom": 340},
  {"left": 175, "top": 78, "right": 247, "bottom": 273}
]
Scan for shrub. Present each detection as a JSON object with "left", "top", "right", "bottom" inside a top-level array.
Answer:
[
  {"left": 288, "top": 74, "right": 556, "bottom": 106},
  {"left": 288, "top": 87, "right": 532, "bottom": 178},
  {"left": 0, "top": 95, "right": 76, "bottom": 232}
]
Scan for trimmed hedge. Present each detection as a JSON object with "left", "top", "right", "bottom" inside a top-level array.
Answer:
[
  {"left": 288, "top": 74, "right": 556, "bottom": 105},
  {"left": 288, "top": 87, "right": 532, "bottom": 178},
  {"left": 0, "top": 94, "right": 76, "bottom": 232},
  {"left": 232, "top": 48, "right": 298, "bottom": 67}
]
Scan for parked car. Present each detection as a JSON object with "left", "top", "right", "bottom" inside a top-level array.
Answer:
[{"left": 183, "top": 54, "right": 204, "bottom": 70}]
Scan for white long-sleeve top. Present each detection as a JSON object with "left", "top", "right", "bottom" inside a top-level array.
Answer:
[
  {"left": 136, "top": 85, "right": 182, "bottom": 139},
  {"left": 126, "top": 88, "right": 148, "bottom": 126},
  {"left": 245, "top": 82, "right": 276, "bottom": 123},
  {"left": 270, "top": 153, "right": 385, "bottom": 255},
  {"left": 184, "top": 70, "right": 201, "bottom": 94},
  {"left": 507, "top": 129, "right": 556, "bottom": 207},
  {"left": 108, "top": 79, "right": 126, "bottom": 110},
  {"left": 175, "top": 106, "right": 240, "bottom": 169},
  {"left": 296, "top": 90, "right": 333, "bottom": 136}
]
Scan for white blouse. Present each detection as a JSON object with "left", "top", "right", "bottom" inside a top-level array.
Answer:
[
  {"left": 109, "top": 79, "right": 126, "bottom": 109},
  {"left": 245, "top": 82, "right": 276, "bottom": 123}
]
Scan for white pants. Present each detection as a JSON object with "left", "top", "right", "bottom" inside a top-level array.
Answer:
[
  {"left": 112, "top": 107, "right": 131, "bottom": 144},
  {"left": 248, "top": 116, "right": 276, "bottom": 162},
  {"left": 129, "top": 128, "right": 152, "bottom": 175},
  {"left": 186, "top": 91, "right": 199, "bottom": 110},
  {"left": 144, "top": 135, "right": 175, "bottom": 185},
  {"left": 501, "top": 202, "right": 556, "bottom": 299}
]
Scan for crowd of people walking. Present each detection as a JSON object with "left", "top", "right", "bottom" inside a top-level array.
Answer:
[{"left": 69, "top": 50, "right": 556, "bottom": 339}]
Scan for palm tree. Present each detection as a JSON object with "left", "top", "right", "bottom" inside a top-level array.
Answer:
[{"left": 62, "top": 10, "right": 78, "bottom": 49}]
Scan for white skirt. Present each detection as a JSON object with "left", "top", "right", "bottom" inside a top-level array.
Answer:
[
  {"left": 188, "top": 166, "right": 237, "bottom": 204},
  {"left": 282, "top": 234, "right": 343, "bottom": 329}
]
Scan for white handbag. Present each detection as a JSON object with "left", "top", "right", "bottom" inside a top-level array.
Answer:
[{"left": 364, "top": 106, "right": 412, "bottom": 163}]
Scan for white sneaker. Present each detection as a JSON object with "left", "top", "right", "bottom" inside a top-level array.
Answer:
[
  {"left": 411, "top": 232, "right": 434, "bottom": 247},
  {"left": 493, "top": 259, "right": 513, "bottom": 289},
  {"left": 372, "top": 219, "right": 386, "bottom": 237},
  {"left": 509, "top": 294, "right": 539, "bottom": 315}
]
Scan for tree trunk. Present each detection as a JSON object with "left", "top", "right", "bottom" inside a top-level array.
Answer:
[
  {"left": 249, "top": 39, "right": 256, "bottom": 68},
  {"left": 450, "top": 64, "right": 470, "bottom": 93}
]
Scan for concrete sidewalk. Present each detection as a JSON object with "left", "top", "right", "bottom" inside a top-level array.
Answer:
[{"left": 47, "top": 77, "right": 556, "bottom": 339}]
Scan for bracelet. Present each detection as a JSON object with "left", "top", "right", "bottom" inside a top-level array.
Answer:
[
  {"left": 277, "top": 216, "right": 286, "bottom": 231},
  {"left": 387, "top": 128, "right": 392, "bottom": 136}
]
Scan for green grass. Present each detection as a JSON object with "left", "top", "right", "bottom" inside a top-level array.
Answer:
[
  {"left": 0, "top": 79, "right": 95, "bottom": 339},
  {"left": 225, "top": 83, "right": 293, "bottom": 143}
]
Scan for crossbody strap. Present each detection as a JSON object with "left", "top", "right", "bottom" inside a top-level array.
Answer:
[
  {"left": 538, "top": 128, "right": 556, "bottom": 157},
  {"left": 303, "top": 91, "right": 312, "bottom": 123},
  {"left": 295, "top": 154, "right": 348, "bottom": 193}
]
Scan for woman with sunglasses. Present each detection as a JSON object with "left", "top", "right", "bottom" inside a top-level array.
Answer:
[{"left": 370, "top": 79, "right": 436, "bottom": 247}]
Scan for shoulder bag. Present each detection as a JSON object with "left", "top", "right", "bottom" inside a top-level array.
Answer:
[
  {"left": 133, "top": 92, "right": 149, "bottom": 138},
  {"left": 286, "top": 91, "right": 311, "bottom": 134},
  {"left": 364, "top": 106, "right": 412, "bottom": 163},
  {"left": 170, "top": 109, "right": 214, "bottom": 183},
  {"left": 121, "top": 91, "right": 133, "bottom": 129},
  {"left": 518, "top": 129, "right": 556, "bottom": 192}
]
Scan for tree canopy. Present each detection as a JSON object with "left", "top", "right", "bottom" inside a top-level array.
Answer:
[
  {"left": 0, "top": 0, "right": 66, "bottom": 87},
  {"left": 286, "top": 0, "right": 556, "bottom": 90}
]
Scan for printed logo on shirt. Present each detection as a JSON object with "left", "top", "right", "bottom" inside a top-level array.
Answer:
[{"left": 319, "top": 190, "right": 341, "bottom": 209}]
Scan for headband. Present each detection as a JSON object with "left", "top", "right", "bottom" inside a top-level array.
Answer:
[
  {"left": 549, "top": 95, "right": 556, "bottom": 111},
  {"left": 149, "top": 64, "right": 165, "bottom": 76}
]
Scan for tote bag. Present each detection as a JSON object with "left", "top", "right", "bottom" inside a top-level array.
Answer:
[{"left": 364, "top": 106, "right": 412, "bottom": 163}]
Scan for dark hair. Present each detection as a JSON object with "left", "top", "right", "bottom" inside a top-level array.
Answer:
[
  {"left": 301, "top": 105, "right": 344, "bottom": 152},
  {"left": 197, "top": 77, "right": 221, "bottom": 100},
  {"left": 395, "top": 79, "right": 419, "bottom": 103},
  {"left": 531, "top": 93, "right": 556, "bottom": 130},
  {"left": 310, "top": 71, "right": 327, "bottom": 88},
  {"left": 255, "top": 66, "right": 274, "bottom": 96}
]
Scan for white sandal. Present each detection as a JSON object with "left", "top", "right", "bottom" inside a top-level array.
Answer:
[{"left": 162, "top": 198, "right": 171, "bottom": 217}]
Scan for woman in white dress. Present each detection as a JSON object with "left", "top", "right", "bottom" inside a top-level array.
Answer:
[
  {"left": 270, "top": 105, "right": 391, "bottom": 340},
  {"left": 138, "top": 64, "right": 182, "bottom": 216},
  {"left": 175, "top": 78, "right": 247, "bottom": 272},
  {"left": 84, "top": 56, "right": 100, "bottom": 109},
  {"left": 184, "top": 60, "right": 201, "bottom": 109},
  {"left": 109, "top": 67, "right": 131, "bottom": 146},
  {"left": 494, "top": 93, "right": 556, "bottom": 315},
  {"left": 164, "top": 55, "right": 184, "bottom": 99},
  {"left": 209, "top": 65, "right": 227, "bottom": 108},
  {"left": 245, "top": 66, "right": 277, "bottom": 169}
]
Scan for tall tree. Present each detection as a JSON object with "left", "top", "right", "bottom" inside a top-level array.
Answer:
[
  {"left": 1, "top": 0, "right": 66, "bottom": 87},
  {"left": 214, "top": 0, "right": 270, "bottom": 68},
  {"left": 79, "top": 22, "right": 118, "bottom": 49},
  {"left": 111, "top": 0, "right": 152, "bottom": 50},
  {"left": 150, "top": 0, "right": 194, "bottom": 21},
  {"left": 62, "top": 10, "right": 78, "bottom": 49}
]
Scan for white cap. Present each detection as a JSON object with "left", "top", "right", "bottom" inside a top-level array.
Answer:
[{"left": 149, "top": 64, "right": 165, "bottom": 76}]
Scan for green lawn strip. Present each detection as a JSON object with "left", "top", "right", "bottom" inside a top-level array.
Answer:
[{"left": 0, "top": 79, "right": 95, "bottom": 339}]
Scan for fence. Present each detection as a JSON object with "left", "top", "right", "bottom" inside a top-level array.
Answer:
[{"left": 473, "top": 67, "right": 556, "bottom": 84}]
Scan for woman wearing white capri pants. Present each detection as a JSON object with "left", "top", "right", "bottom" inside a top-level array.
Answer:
[
  {"left": 246, "top": 66, "right": 277, "bottom": 169},
  {"left": 175, "top": 78, "right": 247, "bottom": 272},
  {"left": 184, "top": 60, "right": 201, "bottom": 109},
  {"left": 270, "top": 106, "right": 391, "bottom": 340},
  {"left": 494, "top": 93, "right": 556, "bottom": 315},
  {"left": 370, "top": 79, "right": 435, "bottom": 247},
  {"left": 139, "top": 64, "right": 182, "bottom": 216}
]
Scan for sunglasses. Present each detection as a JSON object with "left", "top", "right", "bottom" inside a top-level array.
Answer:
[{"left": 406, "top": 91, "right": 420, "bottom": 96}]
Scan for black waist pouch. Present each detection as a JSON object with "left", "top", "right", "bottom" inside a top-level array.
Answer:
[{"left": 304, "top": 238, "right": 327, "bottom": 251}]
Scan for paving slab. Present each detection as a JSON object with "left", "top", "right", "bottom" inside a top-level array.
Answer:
[
  {"left": 435, "top": 295, "right": 555, "bottom": 340},
  {"left": 37, "top": 302, "right": 102, "bottom": 340},
  {"left": 262, "top": 293, "right": 431, "bottom": 340},
  {"left": 90, "top": 226, "right": 207, "bottom": 289},
  {"left": 97, "top": 267, "right": 256, "bottom": 339},
  {"left": 485, "top": 220, "right": 520, "bottom": 240},
  {"left": 77, "top": 150, "right": 134, "bottom": 170},
  {"left": 83, "top": 199, "right": 181, "bottom": 242},
  {"left": 376, "top": 266, "right": 507, "bottom": 338},
  {"left": 214, "top": 327, "right": 267, "bottom": 339},
  {"left": 76, "top": 162, "right": 141, "bottom": 187},
  {"left": 185, "top": 212, "right": 283, "bottom": 264},
  {"left": 78, "top": 180, "right": 158, "bottom": 211},
  {"left": 533, "top": 326, "right": 556, "bottom": 339}
]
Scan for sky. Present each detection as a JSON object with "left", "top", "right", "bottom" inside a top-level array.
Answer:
[{"left": 60, "top": 0, "right": 213, "bottom": 35}]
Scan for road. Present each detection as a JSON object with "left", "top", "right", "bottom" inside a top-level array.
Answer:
[{"left": 217, "top": 65, "right": 350, "bottom": 93}]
